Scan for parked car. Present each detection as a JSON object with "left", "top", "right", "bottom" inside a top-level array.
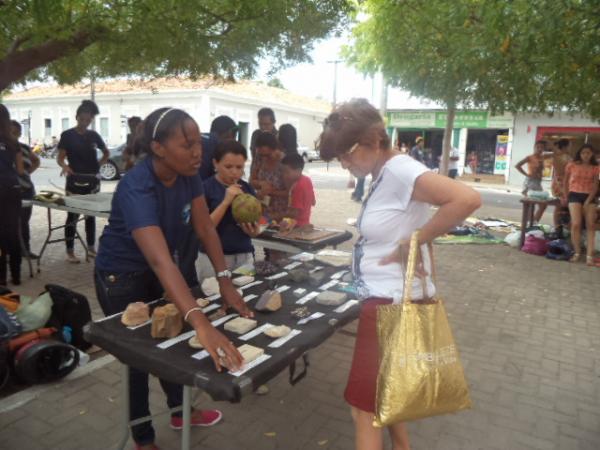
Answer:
[
  {"left": 98, "top": 143, "right": 127, "bottom": 180},
  {"left": 299, "top": 145, "right": 320, "bottom": 162}
]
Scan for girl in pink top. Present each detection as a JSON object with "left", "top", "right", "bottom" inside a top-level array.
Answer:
[{"left": 562, "top": 144, "right": 599, "bottom": 265}]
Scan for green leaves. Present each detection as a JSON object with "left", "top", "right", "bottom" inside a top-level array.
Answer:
[{"left": 0, "top": 0, "right": 352, "bottom": 91}]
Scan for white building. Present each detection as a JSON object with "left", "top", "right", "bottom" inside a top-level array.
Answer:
[{"left": 3, "top": 77, "right": 331, "bottom": 156}]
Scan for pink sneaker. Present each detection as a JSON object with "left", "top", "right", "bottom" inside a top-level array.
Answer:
[{"left": 170, "top": 409, "right": 223, "bottom": 430}]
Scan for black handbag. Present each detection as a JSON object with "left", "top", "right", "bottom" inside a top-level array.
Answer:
[{"left": 65, "top": 173, "right": 100, "bottom": 195}]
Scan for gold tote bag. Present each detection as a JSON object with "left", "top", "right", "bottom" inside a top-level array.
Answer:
[{"left": 373, "top": 231, "right": 472, "bottom": 427}]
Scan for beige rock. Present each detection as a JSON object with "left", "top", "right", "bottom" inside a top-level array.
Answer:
[
  {"left": 264, "top": 325, "right": 291, "bottom": 338},
  {"left": 121, "top": 302, "right": 150, "bottom": 327},
  {"left": 188, "top": 336, "right": 204, "bottom": 349},
  {"left": 224, "top": 317, "right": 257, "bottom": 334},
  {"left": 201, "top": 277, "right": 219, "bottom": 296},
  {"left": 238, "top": 344, "right": 264, "bottom": 364},
  {"left": 233, "top": 276, "right": 254, "bottom": 286},
  {"left": 151, "top": 304, "right": 183, "bottom": 338},
  {"left": 255, "top": 290, "right": 282, "bottom": 312},
  {"left": 316, "top": 291, "right": 347, "bottom": 306},
  {"left": 196, "top": 298, "right": 210, "bottom": 308}
]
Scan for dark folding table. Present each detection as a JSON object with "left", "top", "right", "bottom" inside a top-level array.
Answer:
[{"left": 85, "top": 261, "right": 359, "bottom": 450}]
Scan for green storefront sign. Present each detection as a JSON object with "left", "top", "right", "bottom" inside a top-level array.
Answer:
[{"left": 387, "top": 110, "right": 513, "bottom": 129}]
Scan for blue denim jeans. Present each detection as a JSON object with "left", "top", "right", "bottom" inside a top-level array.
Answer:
[{"left": 94, "top": 268, "right": 183, "bottom": 445}]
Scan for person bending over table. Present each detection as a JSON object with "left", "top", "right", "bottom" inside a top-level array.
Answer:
[
  {"left": 94, "top": 107, "right": 252, "bottom": 450},
  {"left": 318, "top": 99, "right": 481, "bottom": 450},
  {"left": 197, "top": 139, "right": 261, "bottom": 279},
  {"left": 562, "top": 144, "right": 599, "bottom": 265}
]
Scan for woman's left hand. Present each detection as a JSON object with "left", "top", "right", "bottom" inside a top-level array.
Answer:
[
  {"left": 219, "top": 282, "right": 254, "bottom": 318},
  {"left": 379, "top": 240, "right": 428, "bottom": 278},
  {"left": 240, "top": 222, "right": 261, "bottom": 237}
]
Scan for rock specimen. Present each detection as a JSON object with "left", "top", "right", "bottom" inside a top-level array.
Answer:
[
  {"left": 208, "top": 309, "right": 226, "bottom": 322},
  {"left": 288, "top": 268, "right": 309, "bottom": 283},
  {"left": 341, "top": 272, "right": 353, "bottom": 283},
  {"left": 121, "top": 302, "right": 150, "bottom": 327},
  {"left": 293, "top": 288, "right": 307, "bottom": 298},
  {"left": 254, "top": 260, "right": 278, "bottom": 276},
  {"left": 255, "top": 290, "right": 282, "bottom": 312},
  {"left": 224, "top": 317, "right": 257, "bottom": 334},
  {"left": 188, "top": 336, "right": 204, "bottom": 349},
  {"left": 264, "top": 325, "right": 291, "bottom": 338},
  {"left": 201, "top": 277, "right": 219, "bottom": 297},
  {"left": 238, "top": 344, "right": 264, "bottom": 364},
  {"left": 316, "top": 291, "right": 347, "bottom": 306},
  {"left": 233, "top": 276, "right": 254, "bottom": 287},
  {"left": 151, "top": 304, "right": 183, "bottom": 338},
  {"left": 196, "top": 298, "right": 210, "bottom": 308},
  {"left": 231, "top": 193, "right": 262, "bottom": 223},
  {"left": 308, "top": 270, "right": 326, "bottom": 286}
]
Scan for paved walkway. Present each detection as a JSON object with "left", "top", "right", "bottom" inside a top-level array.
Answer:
[{"left": 1, "top": 188, "right": 599, "bottom": 450}]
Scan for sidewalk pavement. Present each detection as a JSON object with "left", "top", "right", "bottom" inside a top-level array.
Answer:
[{"left": 1, "top": 188, "right": 599, "bottom": 450}]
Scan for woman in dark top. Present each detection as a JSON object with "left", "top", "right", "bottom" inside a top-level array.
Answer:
[
  {"left": 95, "top": 108, "right": 252, "bottom": 450},
  {"left": 278, "top": 123, "right": 299, "bottom": 156},
  {"left": 57, "top": 100, "right": 110, "bottom": 262},
  {"left": 0, "top": 104, "right": 24, "bottom": 286}
]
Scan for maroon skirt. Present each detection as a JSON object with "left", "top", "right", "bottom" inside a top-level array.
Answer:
[{"left": 344, "top": 297, "right": 392, "bottom": 413}]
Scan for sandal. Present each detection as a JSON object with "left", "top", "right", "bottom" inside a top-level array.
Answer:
[
  {"left": 586, "top": 256, "right": 594, "bottom": 266},
  {"left": 569, "top": 253, "right": 581, "bottom": 263}
]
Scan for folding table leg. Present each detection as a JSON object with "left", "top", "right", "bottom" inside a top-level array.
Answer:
[
  {"left": 36, "top": 207, "right": 53, "bottom": 273},
  {"left": 116, "top": 364, "right": 130, "bottom": 450},
  {"left": 181, "top": 386, "right": 192, "bottom": 450}
]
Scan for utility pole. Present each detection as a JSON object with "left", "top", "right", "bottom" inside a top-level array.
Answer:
[
  {"left": 90, "top": 72, "right": 96, "bottom": 130},
  {"left": 327, "top": 59, "right": 342, "bottom": 107}
]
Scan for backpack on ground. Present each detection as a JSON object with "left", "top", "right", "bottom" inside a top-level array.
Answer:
[{"left": 44, "top": 284, "right": 92, "bottom": 351}]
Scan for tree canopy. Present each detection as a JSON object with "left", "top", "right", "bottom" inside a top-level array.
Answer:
[
  {"left": 0, "top": 0, "right": 352, "bottom": 92},
  {"left": 345, "top": 0, "right": 600, "bottom": 172}
]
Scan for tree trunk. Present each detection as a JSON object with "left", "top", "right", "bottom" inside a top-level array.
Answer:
[
  {"left": 0, "top": 30, "right": 99, "bottom": 92},
  {"left": 439, "top": 103, "right": 456, "bottom": 176}
]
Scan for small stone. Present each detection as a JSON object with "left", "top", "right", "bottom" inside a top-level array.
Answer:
[
  {"left": 233, "top": 276, "right": 254, "bottom": 287},
  {"left": 308, "top": 270, "right": 326, "bottom": 286},
  {"left": 256, "top": 384, "right": 270, "bottom": 395},
  {"left": 288, "top": 268, "right": 309, "bottom": 283},
  {"left": 121, "top": 302, "right": 150, "bottom": 327},
  {"left": 196, "top": 298, "right": 210, "bottom": 308},
  {"left": 264, "top": 325, "right": 291, "bottom": 338},
  {"left": 255, "top": 290, "right": 282, "bottom": 312},
  {"left": 316, "top": 291, "right": 347, "bottom": 306},
  {"left": 224, "top": 317, "right": 258, "bottom": 334},
  {"left": 151, "top": 303, "right": 183, "bottom": 338},
  {"left": 238, "top": 344, "right": 264, "bottom": 364},
  {"left": 208, "top": 309, "right": 226, "bottom": 322},
  {"left": 341, "top": 272, "right": 353, "bottom": 283},
  {"left": 188, "top": 336, "right": 204, "bottom": 349},
  {"left": 201, "top": 277, "right": 219, "bottom": 296}
]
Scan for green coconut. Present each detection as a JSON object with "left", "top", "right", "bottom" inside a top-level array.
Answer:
[{"left": 231, "top": 193, "right": 262, "bottom": 224}]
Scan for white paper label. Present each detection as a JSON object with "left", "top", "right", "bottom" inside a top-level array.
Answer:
[
  {"left": 298, "top": 312, "right": 325, "bottom": 325},
  {"left": 284, "top": 261, "right": 303, "bottom": 270},
  {"left": 229, "top": 354, "right": 272, "bottom": 377},
  {"left": 309, "top": 266, "right": 324, "bottom": 273},
  {"left": 293, "top": 288, "right": 307, "bottom": 296},
  {"left": 157, "top": 330, "right": 196, "bottom": 349},
  {"left": 268, "top": 329, "right": 302, "bottom": 348},
  {"left": 266, "top": 272, "right": 288, "bottom": 280},
  {"left": 334, "top": 299, "right": 359, "bottom": 313},
  {"left": 191, "top": 350, "right": 209, "bottom": 361},
  {"left": 331, "top": 270, "right": 348, "bottom": 280},
  {"left": 289, "top": 252, "right": 314, "bottom": 261},
  {"left": 202, "top": 303, "right": 220, "bottom": 314},
  {"left": 276, "top": 285, "right": 290, "bottom": 293},
  {"left": 296, "top": 291, "right": 319, "bottom": 305},
  {"left": 211, "top": 313, "right": 238, "bottom": 327},
  {"left": 207, "top": 293, "right": 221, "bottom": 301},
  {"left": 243, "top": 294, "right": 258, "bottom": 303},
  {"left": 240, "top": 280, "right": 263, "bottom": 290},
  {"left": 319, "top": 279, "right": 339, "bottom": 291},
  {"left": 127, "top": 319, "right": 152, "bottom": 330},
  {"left": 239, "top": 323, "right": 274, "bottom": 341}
]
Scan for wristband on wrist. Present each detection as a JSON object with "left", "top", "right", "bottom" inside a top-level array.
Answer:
[{"left": 184, "top": 307, "right": 203, "bottom": 323}]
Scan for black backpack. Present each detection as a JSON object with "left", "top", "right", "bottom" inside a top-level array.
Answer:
[{"left": 44, "top": 284, "right": 92, "bottom": 350}]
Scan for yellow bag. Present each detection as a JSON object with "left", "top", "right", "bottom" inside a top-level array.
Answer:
[{"left": 374, "top": 232, "right": 471, "bottom": 427}]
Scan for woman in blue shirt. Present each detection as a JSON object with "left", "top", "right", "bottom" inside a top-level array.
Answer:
[{"left": 94, "top": 108, "right": 252, "bottom": 450}]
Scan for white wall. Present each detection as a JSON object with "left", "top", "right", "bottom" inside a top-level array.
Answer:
[{"left": 510, "top": 112, "right": 600, "bottom": 186}]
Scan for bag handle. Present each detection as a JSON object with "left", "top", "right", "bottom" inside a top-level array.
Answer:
[{"left": 401, "top": 231, "right": 438, "bottom": 304}]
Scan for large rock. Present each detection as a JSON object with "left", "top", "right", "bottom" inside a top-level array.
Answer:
[
  {"left": 231, "top": 193, "right": 262, "bottom": 224},
  {"left": 121, "top": 302, "right": 150, "bottom": 327},
  {"left": 151, "top": 303, "right": 183, "bottom": 338},
  {"left": 201, "top": 277, "right": 220, "bottom": 297},
  {"left": 224, "top": 317, "right": 257, "bottom": 334},
  {"left": 316, "top": 291, "right": 347, "bottom": 306},
  {"left": 238, "top": 344, "right": 264, "bottom": 364},
  {"left": 289, "top": 268, "right": 309, "bottom": 283},
  {"left": 264, "top": 325, "right": 291, "bottom": 338},
  {"left": 255, "top": 290, "right": 282, "bottom": 312}
]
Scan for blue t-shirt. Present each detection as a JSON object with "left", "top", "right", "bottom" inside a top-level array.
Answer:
[
  {"left": 203, "top": 176, "right": 256, "bottom": 255},
  {"left": 96, "top": 157, "right": 204, "bottom": 272}
]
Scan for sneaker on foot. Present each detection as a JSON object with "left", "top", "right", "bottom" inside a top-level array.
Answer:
[
  {"left": 170, "top": 409, "right": 222, "bottom": 430},
  {"left": 87, "top": 247, "right": 97, "bottom": 257},
  {"left": 66, "top": 253, "right": 81, "bottom": 264}
]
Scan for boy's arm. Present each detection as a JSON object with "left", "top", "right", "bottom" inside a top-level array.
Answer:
[{"left": 515, "top": 156, "right": 528, "bottom": 176}]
